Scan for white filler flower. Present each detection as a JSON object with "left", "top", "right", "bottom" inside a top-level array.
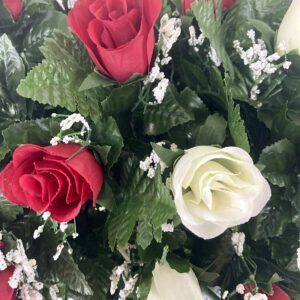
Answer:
[
  {"left": 147, "top": 262, "right": 203, "bottom": 300},
  {"left": 172, "top": 146, "right": 271, "bottom": 239}
]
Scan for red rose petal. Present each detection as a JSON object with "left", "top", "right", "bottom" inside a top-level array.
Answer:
[
  {"left": 67, "top": 1, "right": 110, "bottom": 77},
  {"left": 89, "top": 0, "right": 109, "bottom": 20},
  {"left": 19, "top": 174, "right": 52, "bottom": 212},
  {"left": 105, "top": 0, "right": 127, "bottom": 17},
  {"left": 49, "top": 200, "right": 83, "bottom": 222},
  {"left": 3, "top": 0, "right": 22, "bottom": 21},
  {"left": 35, "top": 158, "right": 78, "bottom": 204},
  {"left": 0, "top": 266, "right": 17, "bottom": 300}
]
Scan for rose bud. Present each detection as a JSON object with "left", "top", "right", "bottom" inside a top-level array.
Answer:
[
  {"left": 68, "top": 0, "right": 162, "bottom": 82},
  {"left": 147, "top": 262, "right": 203, "bottom": 300},
  {"left": 0, "top": 144, "right": 103, "bottom": 222},
  {"left": 172, "top": 146, "right": 271, "bottom": 239}
]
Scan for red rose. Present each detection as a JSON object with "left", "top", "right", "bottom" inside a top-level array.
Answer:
[
  {"left": 3, "top": 0, "right": 22, "bottom": 21},
  {"left": 244, "top": 284, "right": 290, "bottom": 300},
  {"left": 182, "top": 0, "right": 235, "bottom": 14},
  {"left": 0, "top": 144, "right": 103, "bottom": 222},
  {"left": 67, "top": 0, "right": 162, "bottom": 82},
  {"left": 0, "top": 266, "right": 17, "bottom": 300}
]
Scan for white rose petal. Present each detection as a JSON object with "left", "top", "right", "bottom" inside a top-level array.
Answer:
[
  {"left": 276, "top": 0, "right": 300, "bottom": 55},
  {"left": 147, "top": 262, "right": 203, "bottom": 300},
  {"left": 172, "top": 146, "right": 271, "bottom": 239}
]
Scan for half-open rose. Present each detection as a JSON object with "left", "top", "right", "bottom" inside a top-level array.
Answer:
[
  {"left": 0, "top": 144, "right": 103, "bottom": 222},
  {"left": 68, "top": 0, "right": 162, "bottom": 82}
]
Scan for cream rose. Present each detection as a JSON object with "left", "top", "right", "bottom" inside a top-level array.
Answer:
[
  {"left": 147, "top": 262, "right": 203, "bottom": 300},
  {"left": 172, "top": 146, "right": 271, "bottom": 239},
  {"left": 277, "top": 0, "right": 300, "bottom": 55}
]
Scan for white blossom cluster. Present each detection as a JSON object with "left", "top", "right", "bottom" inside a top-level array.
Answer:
[
  {"left": 0, "top": 237, "right": 43, "bottom": 299},
  {"left": 139, "top": 151, "right": 160, "bottom": 179},
  {"left": 231, "top": 232, "right": 245, "bottom": 257},
  {"left": 208, "top": 47, "right": 221, "bottom": 67},
  {"left": 236, "top": 284, "right": 245, "bottom": 295},
  {"left": 144, "top": 14, "right": 181, "bottom": 105},
  {"left": 233, "top": 29, "right": 291, "bottom": 101},
  {"left": 222, "top": 290, "right": 229, "bottom": 299},
  {"left": 297, "top": 247, "right": 300, "bottom": 270},
  {"left": 50, "top": 113, "right": 91, "bottom": 146},
  {"left": 244, "top": 292, "right": 268, "bottom": 300},
  {"left": 161, "top": 222, "right": 174, "bottom": 233},
  {"left": 109, "top": 261, "right": 139, "bottom": 300},
  {"left": 188, "top": 26, "right": 205, "bottom": 52}
]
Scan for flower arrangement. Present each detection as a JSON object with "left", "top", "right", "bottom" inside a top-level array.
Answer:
[{"left": 0, "top": 0, "right": 299, "bottom": 299}]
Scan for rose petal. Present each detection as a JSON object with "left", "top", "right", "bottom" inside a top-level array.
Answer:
[
  {"left": 3, "top": 0, "right": 22, "bottom": 21},
  {"left": 49, "top": 200, "right": 83, "bottom": 222},
  {"left": 0, "top": 266, "right": 17, "bottom": 300},
  {"left": 19, "top": 174, "right": 52, "bottom": 213},
  {"left": 67, "top": 0, "right": 110, "bottom": 77}
]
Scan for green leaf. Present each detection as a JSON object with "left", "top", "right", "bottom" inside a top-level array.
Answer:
[
  {"left": 258, "top": 139, "right": 296, "bottom": 187},
  {"left": 0, "top": 118, "right": 60, "bottom": 159},
  {"left": 17, "top": 31, "right": 105, "bottom": 121},
  {"left": 248, "top": 196, "right": 292, "bottom": 241},
  {"left": 193, "top": 266, "right": 220, "bottom": 284},
  {"left": 79, "top": 71, "right": 116, "bottom": 91},
  {"left": 90, "top": 117, "right": 124, "bottom": 168},
  {"left": 107, "top": 156, "right": 176, "bottom": 250},
  {"left": 196, "top": 113, "right": 227, "bottom": 146},
  {"left": 151, "top": 142, "right": 184, "bottom": 167},
  {"left": 101, "top": 82, "right": 140, "bottom": 116},
  {"left": 227, "top": 92, "right": 250, "bottom": 152},
  {"left": 144, "top": 85, "right": 194, "bottom": 135},
  {"left": 0, "top": 195, "right": 23, "bottom": 223},
  {"left": 0, "top": 34, "right": 26, "bottom": 120},
  {"left": 0, "top": 0, "right": 13, "bottom": 25},
  {"left": 79, "top": 251, "right": 116, "bottom": 300},
  {"left": 167, "top": 255, "right": 190, "bottom": 273},
  {"left": 192, "top": 0, "right": 235, "bottom": 77},
  {"left": 53, "top": 249, "right": 93, "bottom": 296},
  {"left": 22, "top": 10, "right": 69, "bottom": 67}
]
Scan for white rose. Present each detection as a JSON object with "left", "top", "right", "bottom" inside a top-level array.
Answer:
[
  {"left": 172, "top": 146, "right": 271, "bottom": 239},
  {"left": 277, "top": 0, "right": 300, "bottom": 55},
  {"left": 147, "top": 262, "right": 203, "bottom": 300}
]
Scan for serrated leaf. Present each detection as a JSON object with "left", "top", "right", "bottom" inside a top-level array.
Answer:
[
  {"left": 196, "top": 113, "right": 227, "bottom": 146},
  {"left": 107, "top": 156, "right": 176, "bottom": 250},
  {"left": 144, "top": 85, "right": 194, "bottom": 135},
  {"left": 227, "top": 92, "right": 250, "bottom": 152},
  {"left": 0, "top": 194, "right": 23, "bottom": 223},
  {"left": 258, "top": 139, "right": 296, "bottom": 187},
  {"left": 17, "top": 31, "right": 105, "bottom": 121},
  {"left": 192, "top": 0, "right": 234, "bottom": 77}
]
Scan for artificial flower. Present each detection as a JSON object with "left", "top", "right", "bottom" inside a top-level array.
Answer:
[
  {"left": 0, "top": 144, "right": 103, "bottom": 222},
  {"left": 277, "top": 0, "right": 300, "bottom": 55},
  {"left": 68, "top": 0, "right": 162, "bottom": 82},
  {"left": 0, "top": 266, "right": 17, "bottom": 300},
  {"left": 172, "top": 146, "right": 271, "bottom": 239},
  {"left": 3, "top": 0, "right": 22, "bottom": 21},
  {"left": 147, "top": 262, "right": 203, "bottom": 300}
]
